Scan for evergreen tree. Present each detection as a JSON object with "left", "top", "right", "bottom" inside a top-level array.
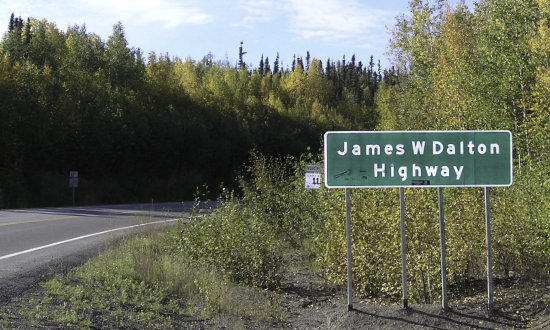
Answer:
[
  {"left": 273, "top": 52, "right": 279, "bottom": 74},
  {"left": 15, "top": 16, "right": 23, "bottom": 30},
  {"left": 2, "top": 15, "right": 25, "bottom": 64},
  {"left": 8, "top": 13, "right": 14, "bottom": 32},
  {"left": 367, "top": 55, "right": 375, "bottom": 85},
  {"left": 264, "top": 56, "right": 270, "bottom": 74},
  {"left": 23, "top": 18, "right": 31, "bottom": 45},
  {"left": 296, "top": 57, "right": 304, "bottom": 72},
  {"left": 259, "top": 54, "right": 264, "bottom": 75},
  {"left": 238, "top": 41, "right": 247, "bottom": 70}
]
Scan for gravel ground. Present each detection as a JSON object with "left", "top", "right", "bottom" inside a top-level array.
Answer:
[{"left": 276, "top": 269, "right": 550, "bottom": 329}]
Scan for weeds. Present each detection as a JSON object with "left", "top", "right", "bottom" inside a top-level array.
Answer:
[{"left": 17, "top": 227, "right": 282, "bottom": 328}]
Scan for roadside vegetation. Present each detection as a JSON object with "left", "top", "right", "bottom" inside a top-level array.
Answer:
[
  {"left": 10, "top": 227, "right": 282, "bottom": 328},
  {"left": 8, "top": 146, "right": 550, "bottom": 326}
]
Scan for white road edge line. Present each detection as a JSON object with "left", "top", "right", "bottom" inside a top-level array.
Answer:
[{"left": 0, "top": 218, "right": 182, "bottom": 261}]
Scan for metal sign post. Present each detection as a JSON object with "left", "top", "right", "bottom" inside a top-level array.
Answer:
[
  {"left": 399, "top": 188, "right": 408, "bottom": 308},
  {"left": 345, "top": 188, "right": 353, "bottom": 311},
  {"left": 485, "top": 187, "right": 494, "bottom": 313},
  {"left": 438, "top": 187, "right": 448, "bottom": 311}
]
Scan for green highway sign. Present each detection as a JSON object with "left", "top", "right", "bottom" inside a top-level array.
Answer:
[{"left": 324, "top": 131, "right": 513, "bottom": 188}]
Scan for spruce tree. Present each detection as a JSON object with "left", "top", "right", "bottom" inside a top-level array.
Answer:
[
  {"left": 15, "top": 16, "right": 23, "bottom": 30},
  {"left": 8, "top": 13, "right": 14, "bottom": 32},
  {"left": 238, "top": 41, "right": 247, "bottom": 70},
  {"left": 24, "top": 18, "right": 31, "bottom": 46},
  {"left": 264, "top": 56, "right": 270, "bottom": 74},
  {"left": 259, "top": 54, "right": 264, "bottom": 75},
  {"left": 273, "top": 52, "right": 280, "bottom": 74},
  {"left": 296, "top": 56, "right": 303, "bottom": 72}
]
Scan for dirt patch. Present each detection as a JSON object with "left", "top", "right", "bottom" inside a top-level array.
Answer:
[{"left": 275, "top": 267, "right": 550, "bottom": 329}]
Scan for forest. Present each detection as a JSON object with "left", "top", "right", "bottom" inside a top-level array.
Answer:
[{"left": 0, "top": 14, "right": 384, "bottom": 208}]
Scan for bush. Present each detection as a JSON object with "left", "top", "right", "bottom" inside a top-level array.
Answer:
[
  {"left": 179, "top": 192, "right": 282, "bottom": 289},
  {"left": 177, "top": 150, "right": 331, "bottom": 289}
]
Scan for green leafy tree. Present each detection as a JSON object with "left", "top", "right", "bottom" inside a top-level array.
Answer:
[
  {"left": 475, "top": 0, "right": 539, "bottom": 162},
  {"left": 529, "top": 0, "right": 550, "bottom": 156},
  {"left": 431, "top": 3, "right": 478, "bottom": 129},
  {"left": 385, "top": 0, "right": 442, "bottom": 129}
]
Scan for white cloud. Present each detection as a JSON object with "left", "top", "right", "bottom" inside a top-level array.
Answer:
[
  {"left": 235, "top": 0, "right": 280, "bottom": 27},
  {"left": 0, "top": 0, "right": 213, "bottom": 33},
  {"left": 81, "top": 0, "right": 214, "bottom": 28},
  {"left": 233, "top": 0, "right": 396, "bottom": 48},
  {"left": 285, "top": 0, "right": 394, "bottom": 42}
]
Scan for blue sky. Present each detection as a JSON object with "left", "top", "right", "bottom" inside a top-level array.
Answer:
[{"left": 1, "top": 0, "right": 475, "bottom": 70}]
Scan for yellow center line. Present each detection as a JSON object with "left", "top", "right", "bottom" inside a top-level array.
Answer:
[
  {"left": 0, "top": 216, "right": 81, "bottom": 227},
  {"left": 0, "top": 210, "right": 145, "bottom": 227}
]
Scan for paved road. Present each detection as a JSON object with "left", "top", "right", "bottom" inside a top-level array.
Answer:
[{"left": 0, "top": 202, "right": 193, "bottom": 304}]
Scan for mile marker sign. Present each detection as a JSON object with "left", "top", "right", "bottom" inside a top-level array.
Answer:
[
  {"left": 305, "top": 165, "right": 321, "bottom": 189},
  {"left": 324, "top": 131, "right": 512, "bottom": 188}
]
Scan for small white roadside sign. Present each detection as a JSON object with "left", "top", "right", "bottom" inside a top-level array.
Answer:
[
  {"left": 69, "top": 171, "right": 79, "bottom": 188},
  {"left": 305, "top": 164, "right": 321, "bottom": 189}
]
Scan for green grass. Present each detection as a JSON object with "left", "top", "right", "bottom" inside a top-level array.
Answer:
[{"left": 16, "top": 226, "right": 283, "bottom": 328}]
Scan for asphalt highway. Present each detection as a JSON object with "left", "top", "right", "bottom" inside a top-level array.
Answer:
[{"left": 0, "top": 202, "right": 193, "bottom": 304}]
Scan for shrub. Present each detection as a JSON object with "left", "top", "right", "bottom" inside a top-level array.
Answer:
[
  {"left": 179, "top": 192, "right": 282, "bottom": 289},
  {"left": 177, "top": 150, "right": 330, "bottom": 289}
]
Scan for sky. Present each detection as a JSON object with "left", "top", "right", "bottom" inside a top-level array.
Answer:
[{"left": 0, "top": 0, "right": 476, "bottom": 70}]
